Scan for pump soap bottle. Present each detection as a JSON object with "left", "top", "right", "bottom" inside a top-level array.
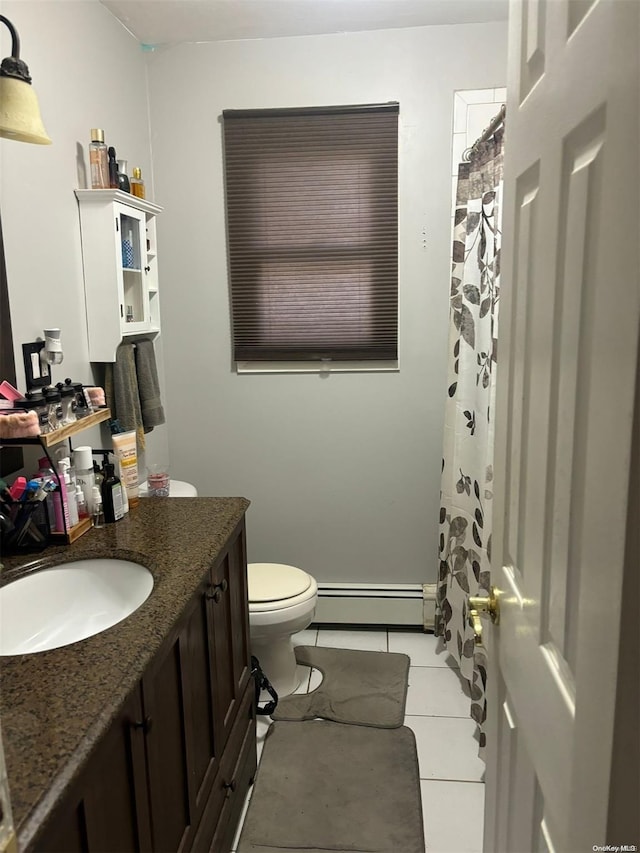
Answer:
[
  {"left": 89, "top": 129, "right": 109, "bottom": 189},
  {"left": 101, "top": 462, "right": 124, "bottom": 523}
]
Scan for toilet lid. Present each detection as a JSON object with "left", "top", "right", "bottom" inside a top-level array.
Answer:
[{"left": 248, "top": 563, "right": 312, "bottom": 603}]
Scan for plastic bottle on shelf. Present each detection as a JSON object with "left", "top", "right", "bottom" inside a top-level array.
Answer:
[
  {"left": 130, "top": 167, "right": 145, "bottom": 199},
  {"left": 89, "top": 129, "right": 109, "bottom": 189}
]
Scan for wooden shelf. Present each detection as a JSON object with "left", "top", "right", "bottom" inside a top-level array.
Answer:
[
  {"left": 40, "top": 409, "right": 111, "bottom": 447},
  {"left": 0, "top": 409, "right": 111, "bottom": 448},
  {"left": 1, "top": 410, "right": 111, "bottom": 546},
  {"left": 50, "top": 516, "right": 93, "bottom": 543}
]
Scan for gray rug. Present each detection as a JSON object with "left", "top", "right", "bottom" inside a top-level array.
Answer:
[
  {"left": 271, "top": 645, "right": 410, "bottom": 728},
  {"left": 237, "top": 720, "right": 425, "bottom": 853}
]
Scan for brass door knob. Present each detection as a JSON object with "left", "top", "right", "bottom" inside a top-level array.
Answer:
[{"left": 468, "top": 587, "right": 500, "bottom": 645}]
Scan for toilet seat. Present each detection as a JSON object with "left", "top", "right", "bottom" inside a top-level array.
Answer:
[{"left": 248, "top": 563, "right": 317, "bottom": 613}]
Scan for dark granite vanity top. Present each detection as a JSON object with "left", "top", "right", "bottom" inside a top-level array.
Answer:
[{"left": 0, "top": 496, "right": 250, "bottom": 850}]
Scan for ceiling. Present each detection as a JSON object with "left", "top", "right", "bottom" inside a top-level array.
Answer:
[{"left": 101, "top": 0, "right": 509, "bottom": 47}]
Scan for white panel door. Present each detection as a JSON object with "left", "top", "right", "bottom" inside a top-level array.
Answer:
[{"left": 484, "top": 0, "right": 639, "bottom": 850}]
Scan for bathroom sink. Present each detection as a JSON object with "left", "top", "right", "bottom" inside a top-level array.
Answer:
[{"left": 0, "top": 559, "right": 154, "bottom": 656}]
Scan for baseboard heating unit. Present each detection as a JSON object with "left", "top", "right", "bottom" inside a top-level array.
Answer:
[{"left": 313, "top": 583, "right": 436, "bottom": 631}]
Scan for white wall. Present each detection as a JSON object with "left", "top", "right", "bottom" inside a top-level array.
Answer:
[
  {"left": 0, "top": 0, "right": 168, "bottom": 463},
  {"left": 146, "top": 23, "right": 508, "bottom": 584}
]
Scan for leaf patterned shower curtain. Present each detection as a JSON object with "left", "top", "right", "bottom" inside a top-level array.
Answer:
[{"left": 436, "top": 127, "right": 504, "bottom": 754}]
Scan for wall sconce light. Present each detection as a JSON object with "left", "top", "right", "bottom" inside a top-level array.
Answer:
[
  {"left": 0, "top": 14, "right": 51, "bottom": 144},
  {"left": 41, "top": 328, "right": 63, "bottom": 367}
]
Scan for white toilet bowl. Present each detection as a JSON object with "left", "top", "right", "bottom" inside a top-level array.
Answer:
[
  {"left": 248, "top": 562, "right": 318, "bottom": 699},
  {"left": 138, "top": 479, "right": 198, "bottom": 497}
]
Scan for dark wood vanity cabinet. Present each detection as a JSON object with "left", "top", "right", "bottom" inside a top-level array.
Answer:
[
  {"left": 38, "top": 686, "right": 152, "bottom": 853},
  {"left": 33, "top": 518, "right": 256, "bottom": 853}
]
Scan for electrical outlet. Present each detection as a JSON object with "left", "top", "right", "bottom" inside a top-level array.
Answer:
[{"left": 22, "top": 341, "right": 51, "bottom": 389}]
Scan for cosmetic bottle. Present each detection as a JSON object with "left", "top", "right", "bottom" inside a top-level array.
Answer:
[
  {"left": 74, "top": 446, "right": 95, "bottom": 515},
  {"left": 93, "top": 460, "right": 104, "bottom": 489},
  {"left": 92, "top": 485, "right": 104, "bottom": 528},
  {"left": 42, "top": 386, "right": 63, "bottom": 431},
  {"left": 130, "top": 167, "right": 145, "bottom": 199},
  {"left": 117, "top": 160, "right": 130, "bottom": 193},
  {"left": 55, "top": 382, "right": 76, "bottom": 425},
  {"left": 122, "top": 228, "right": 134, "bottom": 268},
  {"left": 101, "top": 462, "right": 124, "bottom": 523},
  {"left": 75, "top": 484, "right": 89, "bottom": 520},
  {"left": 57, "top": 458, "right": 78, "bottom": 528},
  {"left": 66, "top": 379, "right": 90, "bottom": 418},
  {"left": 108, "top": 146, "right": 119, "bottom": 189},
  {"left": 15, "top": 392, "right": 49, "bottom": 434},
  {"left": 89, "top": 128, "right": 109, "bottom": 189}
]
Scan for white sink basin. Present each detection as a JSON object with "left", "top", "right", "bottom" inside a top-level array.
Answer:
[{"left": 0, "top": 559, "right": 154, "bottom": 656}]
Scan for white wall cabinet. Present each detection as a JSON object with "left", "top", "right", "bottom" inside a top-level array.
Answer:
[{"left": 75, "top": 190, "right": 163, "bottom": 362}]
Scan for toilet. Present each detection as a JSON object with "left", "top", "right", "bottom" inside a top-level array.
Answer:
[
  {"left": 138, "top": 479, "right": 198, "bottom": 497},
  {"left": 247, "top": 563, "right": 318, "bottom": 698}
]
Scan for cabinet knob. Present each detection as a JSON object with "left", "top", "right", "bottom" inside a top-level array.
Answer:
[
  {"left": 223, "top": 779, "right": 237, "bottom": 798},
  {"left": 132, "top": 715, "right": 153, "bottom": 734},
  {"left": 206, "top": 578, "right": 228, "bottom": 603},
  {"left": 144, "top": 265, "right": 151, "bottom": 273}
]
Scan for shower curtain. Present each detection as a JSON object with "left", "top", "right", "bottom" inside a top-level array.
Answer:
[{"left": 435, "top": 127, "right": 504, "bottom": 753}]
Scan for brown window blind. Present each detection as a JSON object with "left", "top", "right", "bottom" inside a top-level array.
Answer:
[{"left": 222, "top": 103, "right": 399, "bottom": 362}]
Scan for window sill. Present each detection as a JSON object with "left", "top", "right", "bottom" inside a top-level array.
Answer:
[{"left": 235, "top": 360, "right": 399, "bottom": 375}]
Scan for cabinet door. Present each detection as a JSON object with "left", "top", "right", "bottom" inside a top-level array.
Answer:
[
  {"left": 34, "top": 686, "right": 152, "bottom": 853},
  {"left": 142, "top": 583, "right": 225, "bottom": 853},
  {"left": 141, "top": 621, "right": 192, "bottom": 852},
  {"left": 114, "top": 202, "right": 150, "bottom": 332},
  {"left": 209, "top": 684, "right": 257, "bottom": 853},
  {"left": 208, "top": 519, "right": 251, "bottom": 751},
  {"left": 191, "top": 681, "right": 257, "bottom": 853}
]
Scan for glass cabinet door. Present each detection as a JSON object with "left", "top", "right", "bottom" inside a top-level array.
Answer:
[{"left": 116, "top": 204, "right": 149, "bottom": 331}]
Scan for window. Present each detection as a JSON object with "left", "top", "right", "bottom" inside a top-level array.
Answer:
[{"left": 222, "top": 103, "right": 399, "bottom": 365}]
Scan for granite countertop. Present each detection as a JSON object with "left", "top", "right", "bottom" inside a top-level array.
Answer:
[{"left": 0, "top": 496, "right": 250, "bottom": 851}]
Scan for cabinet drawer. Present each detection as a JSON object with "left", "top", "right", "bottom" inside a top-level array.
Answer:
[{"left": 189, "top": 681, "right": 256, "bottom": 853}]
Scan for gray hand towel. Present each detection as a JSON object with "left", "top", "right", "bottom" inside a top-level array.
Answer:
[
  {"left": 104, "top": 344, "right": 144, "bottom": 447},
  {"left": 135, "top": 339, "right": 165, "bottom": 432}
]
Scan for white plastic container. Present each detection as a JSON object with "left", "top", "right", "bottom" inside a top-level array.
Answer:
[{"left": 74, "top": 446, "right": 95, "bottom": 515}]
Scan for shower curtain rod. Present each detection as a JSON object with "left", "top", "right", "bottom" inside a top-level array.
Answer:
[{"left": 463, "top": 104, "right": 506, "bottom": 162}]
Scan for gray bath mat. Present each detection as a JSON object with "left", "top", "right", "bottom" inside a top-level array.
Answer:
[
  {"left": 271, "top": 645, "right": 410, "bottom": 728},
  {"left": 237, "top": 720, "right": 425, "bottom": 853}
]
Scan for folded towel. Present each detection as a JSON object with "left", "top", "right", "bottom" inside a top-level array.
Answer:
[
  {"left": 135, "top": 339, "right": 165, "bottom": 432},
  {"left": 0, "top": 410, "right": 40, "bottom": 438},
  {"left": 105, "top": 344, "right": 145, "bottom": 449}
]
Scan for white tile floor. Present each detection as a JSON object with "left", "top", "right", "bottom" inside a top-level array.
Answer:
[{"left": 232, "top": 629, "right": 485, "bottom": 853}]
